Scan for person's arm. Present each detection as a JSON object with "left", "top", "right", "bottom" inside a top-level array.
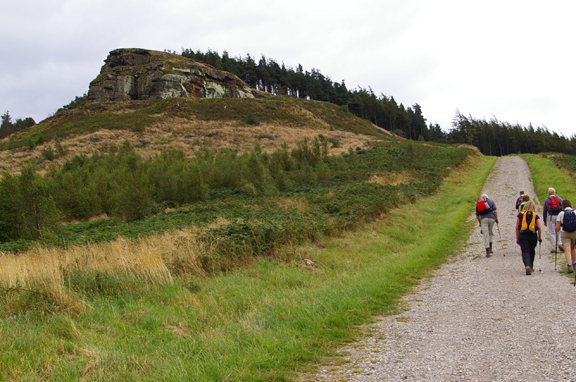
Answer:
[
  {"left": 537, "top": 217, "right": 542, "bottom": 242},
  {"left": 543, "top": 200, "right": 548, "bottom": 226},
  {"left": 494, "top": 210, "right": 498, "bottom": 224},
  {"left": 555, "top": 219, "right": 562, "bottom": 233},
  {"left": 516, "top": 216, "right": 520, "bottom": 244}
]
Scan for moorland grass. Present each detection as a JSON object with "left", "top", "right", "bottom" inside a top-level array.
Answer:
[{"left": 0, "top": 154, "right": 496, "bottom": 381}]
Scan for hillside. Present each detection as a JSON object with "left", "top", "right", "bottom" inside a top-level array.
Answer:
[
  {"left": 0, "top": 55, "right": 485, "bottom": 379},
  {"left": 0, "top": 96, "right": 393, "bottom": 175}
]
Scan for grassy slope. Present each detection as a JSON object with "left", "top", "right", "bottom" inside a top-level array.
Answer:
[
  {"left": 0, "top": 97, "right": 393, "bottom": 176},
  {"left": 520, "top": 154, "right": 576, "bottom": 205},
  {"left": 0, "top": 153, "right": 496, "bottom": 381}
]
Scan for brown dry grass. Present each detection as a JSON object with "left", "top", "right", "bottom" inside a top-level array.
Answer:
[
  {"left": 0, "top": 228, "right": 213, "bottom": 313},
  {"left": 368, "top": 171, "right": 412, "bottom": 186},
  {"left": 0, "top": 119, "right": 375, "bottom": 176}
]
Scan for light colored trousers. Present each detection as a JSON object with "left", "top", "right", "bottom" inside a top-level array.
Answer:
[
  {"left": 548, "top": 214, "right": 562, "bottom": 248},
  {"left": 481, "top": 217, "right": 495, "bottom": 249}
]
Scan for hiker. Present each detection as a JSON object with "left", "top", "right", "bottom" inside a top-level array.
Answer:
[
  {"left": 515, "top": 201, "right": 542, "bottom": 275},
  {"left": 543, "top": 188, "right": 563, "bottom": 253},
  {"left": 476, "top": 193, "right": 498, "bottom": 257},
  {"left": 555, "top": 200, "right": 576, "bottom": 273},
  {"left": 515, "top": 191, "right": 524, "bottom": 210},
  {"left": 517, "top": 194, "right": 530, "bottom": 212}
]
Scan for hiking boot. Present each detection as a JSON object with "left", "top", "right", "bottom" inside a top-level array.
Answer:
[
  {"left": 525, "top": 266, "right": 532, "bottom": 275},
  {"left": 559, "top": 245, "right": 565, "bottom": 252},
  {"left": 489, "top": 242, "right": 493, "bottom": 254},
  {"left": 486, "top": 248, "right": 491, "bottom": 258},
  {"left": 568, "top": 264, "right": 574, "bottom": 273},
  {"left": 551, "top": 249, "right": 557, "bottom": 254}
]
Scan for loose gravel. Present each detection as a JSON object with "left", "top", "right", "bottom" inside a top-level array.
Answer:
[{"left": 311, "top": 156, "right": 576, "bottom": 381}]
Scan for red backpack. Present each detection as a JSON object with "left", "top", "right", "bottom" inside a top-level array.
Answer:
[
  {"left": 548, "top": 197, "right": 562, "bottom": 214},
  {"left": 476, "top": 199, "right": 491, "bottom": 215}
]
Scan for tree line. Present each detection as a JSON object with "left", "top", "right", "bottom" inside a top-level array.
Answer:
[
  {"left": 0, "top": 111, "right": 36, "bottom": 139},
  {"left": 448, "top": 112, "right": 576, "bottom": 156},
  {"left": 180, "top": 48, "right": 430, "bottom": 141}
]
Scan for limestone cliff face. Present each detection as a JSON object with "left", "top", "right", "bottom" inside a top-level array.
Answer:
[{"left": 87, "top": 48, "right": 255, "bottom": 102}]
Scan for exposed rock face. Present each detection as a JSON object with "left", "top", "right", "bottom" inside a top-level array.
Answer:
[{"left": 87, "top": 48, "right": 255, "bottom": 102}]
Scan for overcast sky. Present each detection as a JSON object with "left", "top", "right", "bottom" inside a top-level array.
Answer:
[{"left": 2, "top": 0, "right": 575, "bottom": 137}]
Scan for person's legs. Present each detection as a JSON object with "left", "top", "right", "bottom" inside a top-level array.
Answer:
[
  {"left": 549, "top": 215, "right": 562, "bottom": 249},
  {"left": 528, "top": 235, "right": 537, "bottom": 269},
  {"left": 548, "top": 215, "right": 557, "bottom": 250},
  {"left": 487, "top": 218, "right": 495, "bottom": 249},
  {"left": 570, "top": 233, "right": 576, "bottom": 263},
  {"left": 481, "top": 218, "right": 495, "bottom": 256},
  {"left": 519, "top": 237, "right": 531, "bottom": 268},
  {"left": 561, "top": 231, "right": 574, "bottom": 273}
]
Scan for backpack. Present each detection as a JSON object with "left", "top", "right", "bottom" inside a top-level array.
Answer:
[
  {"left": 547, "top": 197, "right": 562, "bottom": 215},
  {"left": 518, "top": 201, "right": 527, "bottom": 212},
  {"left": 519, "top": 211, "right": 536, "bottom": 234},
  {"left": 563, "top": 209, "right": 576, "bottom": 232},
  {"left": 476, "top": 199, "right": 491, "bottom": 215}
]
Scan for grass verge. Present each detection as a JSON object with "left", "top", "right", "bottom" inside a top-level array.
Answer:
[
  {"left": 520, "top": 153, "right": 576, "bottom": 205},
  {"left": 0, "top": 153, "right": 495, "bottom": 381}
]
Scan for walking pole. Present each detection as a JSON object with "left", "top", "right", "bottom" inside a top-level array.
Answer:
[
  {"left": 539, "top": 241, "right": 542, "bottom": 272},
  {"left": 555, "top": 232, "right": 558, "bottom": 272},
  {"left": 496, "top": 223, "right": 505, "bottom": 256}
]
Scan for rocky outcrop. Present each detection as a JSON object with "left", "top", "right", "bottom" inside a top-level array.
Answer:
[{"left": 87, "top": 48, "right": 255, "bottom": 102}]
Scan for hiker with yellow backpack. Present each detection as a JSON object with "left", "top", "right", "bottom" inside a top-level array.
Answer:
[{"left": 515, "top": 201, "right": 542, "bottom": 275}]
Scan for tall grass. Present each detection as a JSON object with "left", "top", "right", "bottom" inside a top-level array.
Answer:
[{"left": 0, "top": 153, "right": 495, "bottom": 381}]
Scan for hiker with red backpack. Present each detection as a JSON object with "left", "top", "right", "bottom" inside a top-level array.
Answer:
[
  {"left": 543, "top": 188, "right": 563, "bottom": 254},
  {"left": 515, "top": 201, "right": 542, "bottom": 275},
  {"left": 476, "top": 193, "right": 498, "bottom": 257},
  {"left": 555, "top": 200, "right": 576, "bottom": 273}
]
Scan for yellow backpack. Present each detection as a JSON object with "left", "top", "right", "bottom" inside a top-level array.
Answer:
[{"left": 519, "top": 211, "right": 536, "bottom": 233}]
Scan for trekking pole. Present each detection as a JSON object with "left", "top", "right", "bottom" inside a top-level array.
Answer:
[
  {"left": 555, "top": 232, "right": 558, "bottom": 272},
  {"left": 539, "top": 241, "right": 542, "bottom": 272},
  {"left": 496, "top": 223, "right": 505, "bottom": 256}
]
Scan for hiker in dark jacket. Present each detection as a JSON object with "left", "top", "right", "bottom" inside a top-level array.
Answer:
[
  {"left": 543, "top": 188, "right": 563, "bottom": 253},
  {"left": 516, "top": 201, "right": 542, "bottom": 275},
  {"left": 476, "top": 193, "right": 498, "bottom": 257},
  {"left": 555, "top": 199, "right": 576, "bottom": 273},
  {"left": 515, "top": 191, "right": 524, "bottom": 210}
]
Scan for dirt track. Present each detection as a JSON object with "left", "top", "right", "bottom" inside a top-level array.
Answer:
[{"left": 312, "top": 156, "right": 576, "bottom": 381}]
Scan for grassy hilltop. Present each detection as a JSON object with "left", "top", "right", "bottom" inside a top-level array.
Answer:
[{"left": 0, "top": 95, "right": 491, "bottom": 381}]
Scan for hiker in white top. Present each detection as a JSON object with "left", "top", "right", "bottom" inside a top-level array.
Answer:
[{"left": 556, "top": 199, "right": 576, "bottom": 273}]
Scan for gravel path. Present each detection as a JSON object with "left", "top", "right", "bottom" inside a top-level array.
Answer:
[{"left": 312, "top": 156, "right": 576, "bottom": 381}]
